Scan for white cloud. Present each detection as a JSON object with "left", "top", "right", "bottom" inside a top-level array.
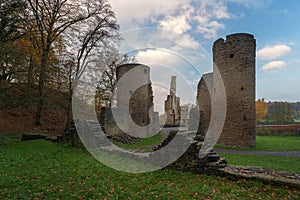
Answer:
[
  {"left": 159, "top": 15, "right": 192, "bottom": 35},
  {"left": 261, "top": 61, "right": 288, "bottom": 72},
  {"left": 197, "top": 20, "right": 225, "bottom": 39},
  {"left": 109, "top": 0, "right": 191, "bottom": 27},
  {"left": 175, "top": 34, "right": 200, "bottom": 49},
  {"left": 110, "top": 0, "right": 233, "bottom": 40},
  {"left": 135, "top": 49, "right": 178, "bottom": 66},
  {"left": 257, "top": 44, "right": 291, "bottom": 60},
  {"left": 193, "top": 0, "right": 231, "bottom": 39}
]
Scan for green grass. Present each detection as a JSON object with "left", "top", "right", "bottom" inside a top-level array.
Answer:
[
  {"left": 112, "top": 132, "right": 163, "bottom": 151},
  {"left": 295, "top": 119, "right": 300, "bottom": 123},
  {"left": 1, "top": 139, "right": 300, "bottom": 199},
  {"left": 0, "top": 132, "right": 21, "bottom": 140},
  {"left": 217, "top": 136, "right": 300, "bottom": 151},
  {"left": 220, "top": 154, "right": 300, "bottom": 174},
  {"left": 216, "top": 136, "right": 300, "bottom": 174}
]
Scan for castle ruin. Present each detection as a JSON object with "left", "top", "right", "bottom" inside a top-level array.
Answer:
[
  {"left": 100, "top": 63, "right": 159, "bottom": 137},
  {"left": 197, "top": 73, "right": 213, "bottom": 136},
  {"left": 193, "top": 33, "right": 256, "bottom": 147},
  {"left": 164, "top": 76, "right": 181, "bottom": 126}
]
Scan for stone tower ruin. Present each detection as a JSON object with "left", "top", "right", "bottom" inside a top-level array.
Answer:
[
  {"left": 116, "top": 63, "right": 159, "bottom": 132},
  {"left": 117, "top": 63, "right": 155, "bottom": 127},
  {"left": 165, "top": 76, "right": 181, "bottom": 126},
  {"left": 213, "top": 33, "right": 256, "bottom": 147},
  {"left": 100, "top": 63, "right": 159, "bottom": 137}
]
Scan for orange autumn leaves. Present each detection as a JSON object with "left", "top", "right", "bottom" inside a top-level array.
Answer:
[{"left": 256, "top": 99, "right": 268, "bottom": 124}]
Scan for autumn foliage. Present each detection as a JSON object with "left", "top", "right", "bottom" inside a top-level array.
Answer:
[{"left": 256, "top": 99, "right": 268, "bottom": 124}]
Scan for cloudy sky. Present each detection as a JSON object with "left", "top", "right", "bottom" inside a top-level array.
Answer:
[{"left": 109, "top": 0, "right": 300, "bottom": 107}]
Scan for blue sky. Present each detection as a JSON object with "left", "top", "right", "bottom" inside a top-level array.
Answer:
[{"left": 109, "top": 0, "right": 300, "bottom": 104}]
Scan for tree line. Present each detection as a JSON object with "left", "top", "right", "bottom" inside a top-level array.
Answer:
[
  {"left": 0, "top": 0, "right": 131, "bottom": 130},
  {"left": 256, "top": 99, "right": 300, "bottom": 125}
]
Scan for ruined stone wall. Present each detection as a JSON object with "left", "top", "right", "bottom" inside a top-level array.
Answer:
[
  {"left": 165, "top": 95, "right": 180, "bottom": 125},
  {"left": 117, "top": 64, "right": 154, "bottom": 127},
  {"left": 213, "top": 33, "right": 256, "bottom": 147},
  {"left": 165, "top": 76, "right": 181, "bottom": 125},
  {"left": 197, "top": 73, "right": 213, "bottom": 136},
  {"left": 99, "top": 63, "right": 159, "bottom": 136},
  {"left": 180, "top": 105, "right": 190, "bottom": 125}
]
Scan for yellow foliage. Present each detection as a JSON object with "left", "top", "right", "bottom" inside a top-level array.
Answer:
[{"left": 256, "top": 99, "right": 268, "bottom": 123}]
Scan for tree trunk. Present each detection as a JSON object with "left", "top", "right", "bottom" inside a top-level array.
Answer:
[
  {"left": 65, "top": 65, "right": 73, "bottom": 131},
  {"left": 35, "top": 48, "right": 49, "bottom": 125},
  {"left": 27, "top": 54, "right": 34, "bottom": 89}
]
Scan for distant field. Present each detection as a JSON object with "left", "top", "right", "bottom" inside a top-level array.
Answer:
[{"left": 1, "top": 138, "right": 299, "bottom": 199}]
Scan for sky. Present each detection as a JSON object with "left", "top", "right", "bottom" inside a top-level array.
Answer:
[{"left": 108, "top": 0, "right": 300, "bottom": 111}]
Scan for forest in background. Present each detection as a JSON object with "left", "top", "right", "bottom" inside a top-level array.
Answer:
[{"left": 256, "top": 99, "right": 300, "bottom": 125}]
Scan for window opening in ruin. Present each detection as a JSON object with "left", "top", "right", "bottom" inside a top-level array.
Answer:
[
  {"left": 229, "top": 53, "right": 235, "bottom": 58},
  {"left": 243, "top": 115, "right": 247, "bottom": 121},
  {"left": 241, "top": 86, "right": 244, "bottom": 91}
]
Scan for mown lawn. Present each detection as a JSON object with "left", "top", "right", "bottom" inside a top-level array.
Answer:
[
  {"left": 215, "top": 136, "right": 300, "bottom": 173},
  {"left": 217, "top": 136, "right": 300, "bottom": 151},
  {"left": 112, "top": 132, "right": 163, "bottom": 151},
  {"left": 1, "top": 138, "right": 300, "bottom": 199},
  {"left": 220, "top": 154, "right": 300, "bottom": 174}
]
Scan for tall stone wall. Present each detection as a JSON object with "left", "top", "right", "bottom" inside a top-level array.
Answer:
[
  {"left": 197, "top": 73, "right": 213, "bottom": 136},
  {"left": 213, "top": 33, "right": 256, "bottom": 147},
  {"left": 117, "top": 64, "right": 155, "bottom": 127},
  {"left": 100, "top": 63, "right": 159, "bottom": 136},
  {"left": 165, "top": 76, "right": 181, "bottom": 125}
]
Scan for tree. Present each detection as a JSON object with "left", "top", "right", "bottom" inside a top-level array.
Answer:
[
  {"left": 0, "top": 0, "right": 26, "bottom": 43},
  {"left": 61, "top": 0, "right": 120, "bottom": 130},
  {"left": 0, "top": 0, "right": 28, "bottom": 86},
  {"left": 266, "top": 102, "right": 294, "bottom": 125},
  {"left": 26, "top": 0, "right": 119, "bottom": 125},
  {"left": 96, "top": 52, "right": 136, "bottom": 108},
  {"left": 256, "top": 98, "right": 268, "bottom": 124}
]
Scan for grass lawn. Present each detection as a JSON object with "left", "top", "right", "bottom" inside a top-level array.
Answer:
[
  {"left": 215, "top": 136, "right": 300, "bottom": 174},
  {"left": 217, "top": 136, "right": 300, "bottom": 151},
  {"left": 1, "top": 138, "right": 300, "bottom": 199},
  {"left": 112, "top": 132, "right": 163, "bottom": 151},
  {"left": 220, "top": 154, "right": 300, "bottom": 174}
]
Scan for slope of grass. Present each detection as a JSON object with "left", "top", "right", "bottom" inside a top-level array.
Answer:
[
  {"left": 217, "top": 136, "right": 300, "bottom": 151},
  {"left": 1, "top": 139, "right": 300, "bottom": 199}
]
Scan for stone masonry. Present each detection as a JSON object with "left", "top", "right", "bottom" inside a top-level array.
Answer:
[
  {"left": 197, "top": 73, "right": 213, "bottom": 136},
  {"left": 100, "top": 63, "right": 159, "bottom": 136},
  {"left": 165, "top": 76, "right": 181, "bottom": 126},
  {"left": 117, "top": 63, "right": 155, "bottom": 127},
  {"left": 194, "top": 33, "right": 256, "bottom": 147},
  {"left": 214, "top": 33, "right": 256, "bottom": 147}
]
